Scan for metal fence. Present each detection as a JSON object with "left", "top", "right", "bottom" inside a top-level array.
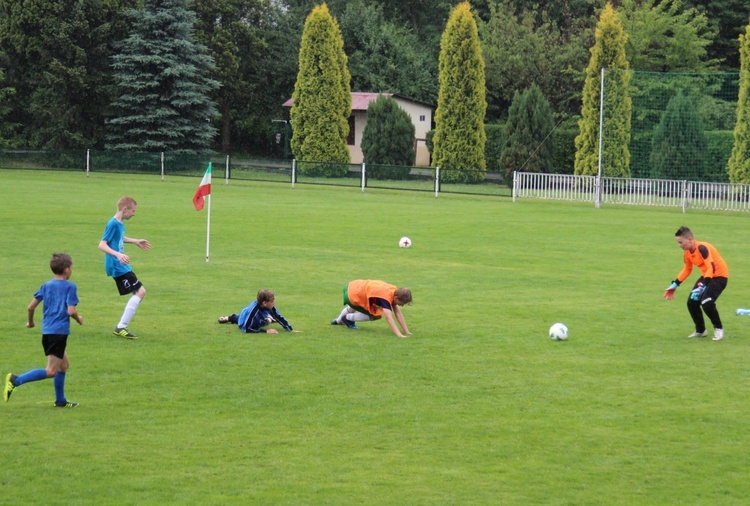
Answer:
[
  {"left": 513, "top": 171, "right": 750, "bottom": 213},
  {"left": 2, "top": 149, "right": 748, "bottom": 213}
]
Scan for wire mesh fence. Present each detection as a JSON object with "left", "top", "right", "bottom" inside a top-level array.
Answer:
[{"left": 606, "top": 70, "right": 742, "bottom": 182}]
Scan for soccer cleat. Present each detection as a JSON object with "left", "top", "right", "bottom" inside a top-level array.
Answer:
[
  {"left": 331, "top": 318, "right": 340, "bottom": 325},
  {"left": 712, "top": 328, "right": 724, "bottom": 341},
  {"left": 113, "top": 327, "right": 138, "bottom": 339},
  {"left": 341, "top": 316, "right": 359, "bottom": 330},
  {"left": 54, "top": 401, "right": 79, "bottom": 408},
  {"left": 687, "top": 331, "right": 708, "bottom": 338},
  {"left": 4, "top": 373, "right": 17, "bottom": 402}
]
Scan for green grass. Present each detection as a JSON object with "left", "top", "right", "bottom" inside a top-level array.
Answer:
[{"left": 2, "top": 169, "right": 750, "bottom": 505}]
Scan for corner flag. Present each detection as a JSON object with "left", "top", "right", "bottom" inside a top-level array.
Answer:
[{"left": 193, "top": 163, "right": 212, "bottom": 211}]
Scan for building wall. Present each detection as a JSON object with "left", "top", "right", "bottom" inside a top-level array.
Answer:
[{"left": 349, "top": 98, "right": 433, "bottom": 166}]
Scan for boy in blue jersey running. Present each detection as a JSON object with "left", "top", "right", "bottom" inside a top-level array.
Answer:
[
  {"left": 4, "top": 253, "right": 83, "bottom": 408},
  {"left": 98, "top": 196, "right": 151, "bottom": 339},
  {"left": 217, "top": 289, "right": 299, "bottom": 334}
]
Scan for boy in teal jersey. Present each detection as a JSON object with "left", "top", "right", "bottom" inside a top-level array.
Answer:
[
  {"left": 4, "top": 253, "right": 83, "bottom": 407},
  {"left": 98, "top": 196, "right": 151, "bottom": 339}
]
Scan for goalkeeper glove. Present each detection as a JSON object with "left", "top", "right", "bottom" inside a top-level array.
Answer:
[
  {"left": 664, "top": 281, "right": 679, "bottom": 300},
  {"left": 690, "top": 283, "right": 706, "bottom": 301}
]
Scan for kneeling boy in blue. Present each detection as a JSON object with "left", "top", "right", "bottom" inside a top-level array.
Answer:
[{"left": 4, "top": 253, "right": 84, "bottom": 408}]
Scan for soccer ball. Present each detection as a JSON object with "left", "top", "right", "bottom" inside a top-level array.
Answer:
[
  {"left": 399, "top": 236, "right": 412, "bottom": 248},
  {"left": 549, "top": 322, "right": 568, "bottom": 341}
]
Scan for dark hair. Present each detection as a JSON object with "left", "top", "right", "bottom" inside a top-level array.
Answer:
[
  {"left": 394, "top": 287, "right": 412, "bottom": 305},
  {"left": 50, "top": 253, "right": 73, "bottom": 274},
  {"left": 257, "top": 289, "right": 275, "bottom": 304},
  {"left": 675, "top": 226, "right": 693, "bottom": 238}
]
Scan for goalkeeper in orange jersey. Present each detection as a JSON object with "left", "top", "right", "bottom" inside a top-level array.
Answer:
[{"left": 664, "top": 226, "right": 729, "bottom": 341}]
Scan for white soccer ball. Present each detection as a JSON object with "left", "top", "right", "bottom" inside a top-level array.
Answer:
[
  {"left": 549, "top": 322, "right": 568, "bottom": 341},
  {"left": 399, "top": 236, "right": 412, "bottom": 248}
]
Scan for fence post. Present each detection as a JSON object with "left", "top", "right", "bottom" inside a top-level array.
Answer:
[
  {"left": 161, "top": 152, "right": 165, "bottom": 181},
  {"left": 595, "top": 67, "right": 605, "bottom": 209},
  {"left": 435, "top": 167, "right": 440, "bottom": 198},
  {"left": 225, "top": 155, "right": 230, "bottom": 185},
  {"left": 86, "top": 149, "right": 90, "bottom": 177},
  {"left": 682, "top": 180, "right": 688, "bottom": 213},
  {"left": 512, "top": 171, "right": 517, "bottom": 202},
  {"left": 361, "top": 162, "right": 366, "bottom": 192},
  {"left": 291, "top": 159, "right": 296, "bottom": 188}
]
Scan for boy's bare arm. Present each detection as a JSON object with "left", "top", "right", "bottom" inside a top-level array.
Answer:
[
  {"left": 383, "top": 309, "right": 407, "bottom": 338},
  {"left": 393, "top": 306, "right": 412, "bottom": 336},
  {"left": 68, "top": 305, "right": 83, "bottom": 325},
  {"left": 27, "top": 298, "right": 40, "bottom": 328}
]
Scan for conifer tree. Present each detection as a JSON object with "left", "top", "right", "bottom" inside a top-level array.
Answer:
[
  {"left": 360, "top": 95, "right": 415, "bottom": 178},
  {"left": 432, "top": 1, "right": 487, "bottom": 183},
  {"left": 728, "top": 21, "right": 750, "bottom": 183},
  {"left": 500, "top": 84, "right": 555, "bottom": 175},
  {"left": 649, "top": 91, "right": 708, "bottom": 180},
  {"left": 290, "top": 3, "right": 351, "bottom": 175},
  {"left": 107, "top": 0, "right": 219, "bottom": 152},
  {"left": 574, "top": 2, "right": 632, "bottom": 177}
]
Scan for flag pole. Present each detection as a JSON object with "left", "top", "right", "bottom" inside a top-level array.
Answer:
[{"left": 206, "top": 194, "right": 211, "bottom": 262}]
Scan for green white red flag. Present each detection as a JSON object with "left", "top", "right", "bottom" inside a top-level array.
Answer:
[{"left": 193, "top": 162, "right": 212, "bottom": 211}]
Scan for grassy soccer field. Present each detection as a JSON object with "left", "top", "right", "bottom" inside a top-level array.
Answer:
[{"left": 1, "top": 170, "right": 750, "bottom": 505}]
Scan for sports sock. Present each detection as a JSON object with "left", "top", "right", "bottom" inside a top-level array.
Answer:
[
  {"left": 54, "top": 372, "right": 66, "bottom": 404},
  {"left": 349, "top": 312, "right": 371, "bottom": 322},
  {"left": 338, "top": 307, "right": 351, "bottom": 322},
  {"left": 15, "top": 368, "right": 48, "bottom": 386},
  {"left": 118, "top": 294, "right": 142, "bottom": 329}
]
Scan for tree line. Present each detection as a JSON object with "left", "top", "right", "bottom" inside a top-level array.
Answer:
[{"left": 0, "top": 0, "right": 747, "bottom": 166}]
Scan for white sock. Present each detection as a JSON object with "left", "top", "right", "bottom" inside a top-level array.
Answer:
[
  {"left": 118, "top": 295, "right": 142, "bottom": 329},
  {"left": 337, "top": 307, "right": 352, "bottom": 322},
  {"left": 349, "top": 312, "right": 371, "bottom": 322}
]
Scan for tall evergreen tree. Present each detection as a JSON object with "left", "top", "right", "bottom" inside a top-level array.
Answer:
[
  {"left": 107, "top": 0, "right": 219, "bottom": 152},
  {"left": 499, "top": 84, "right": 555, "bottom": 175},
  {"left": 728, "top": 21, "right": 750, "bottom": 183},
  {"left": 650, "top": 90, "right": 708, "bottom": 180},
  {"left": 0, "top": 0, "right": 137, "bottom": 149},
  {"left": 432, "top": 1, "right": 487, "bottom": 183},
  {"left": 360, "top": 95, "right": 415, "bottom": 177},
  {"left": 290, "top": 3, "right": 351, "bottom": 173},
  {"left": 574, "top": 2, "right": 631, "bottom": 177}
]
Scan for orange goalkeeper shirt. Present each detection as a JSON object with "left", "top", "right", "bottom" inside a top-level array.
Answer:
[{"left": 677, "top": 241, "right": 729, "bottom": 283}]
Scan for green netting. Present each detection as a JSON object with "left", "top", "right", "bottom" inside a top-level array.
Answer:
[{"left": 608, "top": 70, "right": 742, "bottom": 182}]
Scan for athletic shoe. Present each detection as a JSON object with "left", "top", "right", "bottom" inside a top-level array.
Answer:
[
  {"left": 341, "top": 317, "right": 358, "bottom": 330},
  {"left": 113, "top": 327, "right": 138, "bottom": 339},
  {"left": 687, "top": 331, "right": 708, "bottom": 338},
  {"left": 54, "top": 401, "right": 79, "bottom": 408},
  {"left": 4, "top": 373, "right": 17, "bottom": 402},
  {"left": 712, "top": 328, "right": 724, "bottom": 341},
  {"left": 331, "top": 318, "right": 340, "bottom": 325}
]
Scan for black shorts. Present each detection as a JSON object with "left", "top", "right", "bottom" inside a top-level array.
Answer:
[
  {"left": 114, "top": 271, "right": 143, "bottom": 296},
  {"left": 42, "top": 334, "right": 68, "bottom": 359}
]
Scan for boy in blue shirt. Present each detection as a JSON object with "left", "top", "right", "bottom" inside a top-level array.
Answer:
[
  {"left": 4, "top": 253, "right": 83, "bottom": 408},
  {"left": 98, "top": 196, "right": 151, "bottom": 339},
  {"left": 217, "top": 289, "right": 298, "bottom": 334}
]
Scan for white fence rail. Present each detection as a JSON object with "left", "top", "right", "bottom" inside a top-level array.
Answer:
[{"left": 513, "top": 172, "right": 750, "bottom": 213}]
